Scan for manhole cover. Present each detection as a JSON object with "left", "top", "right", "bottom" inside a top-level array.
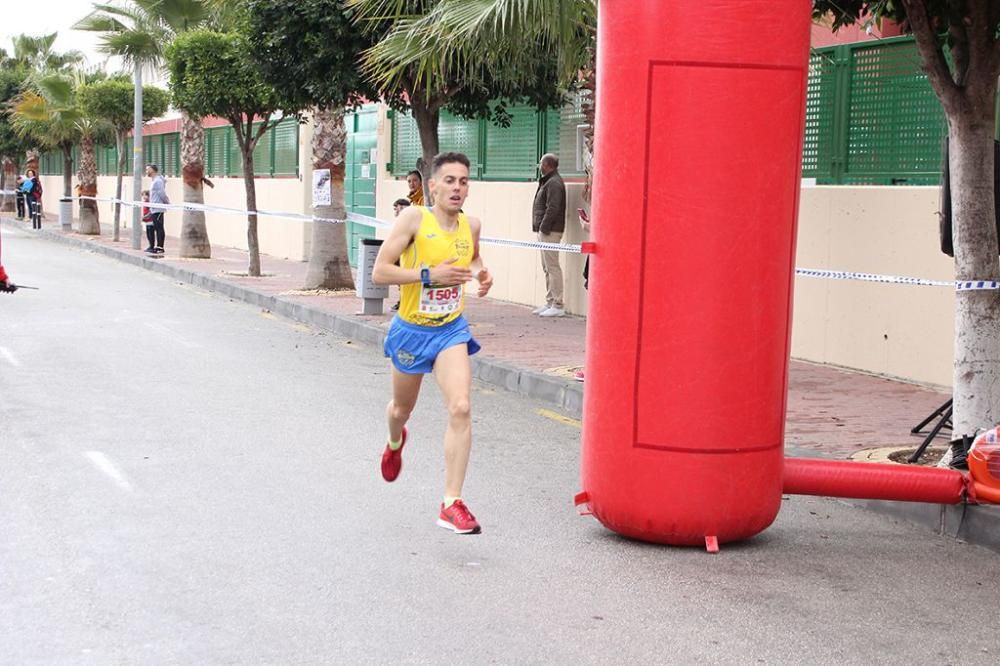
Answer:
[{"left": 849, "top": 446, "right": 948, "bottom": 467}]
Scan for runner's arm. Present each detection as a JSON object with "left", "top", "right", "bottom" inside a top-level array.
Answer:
[{"left": 372, "top": 207, "right": 423, "bottom": 285}]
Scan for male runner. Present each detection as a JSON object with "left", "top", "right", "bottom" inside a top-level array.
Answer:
[{"left": 373, "top": 152, "right": 493, "bottom": 535}]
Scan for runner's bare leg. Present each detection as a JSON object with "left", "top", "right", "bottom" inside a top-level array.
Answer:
[
  {"left": 387, "top": 368, "right": 423, "bottom": 442},
  {"left": 433, "top": 344, "right": 473, "bottom": 497}
]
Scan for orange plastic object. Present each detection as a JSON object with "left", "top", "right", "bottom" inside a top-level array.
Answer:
[
  {"left": 968, "top": 427, "right": 1000, "bottom": 503},
  {"left": 579, "top": 1, "right": 812, "bottom": 545}
]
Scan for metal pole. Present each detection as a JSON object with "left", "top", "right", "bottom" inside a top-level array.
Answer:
[{"left": 131, "top": 64, "right": 144, "bottom": 250}]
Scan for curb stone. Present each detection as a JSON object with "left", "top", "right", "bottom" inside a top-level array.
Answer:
[
  {"left": 8, "top": 217, "right": 1000, "bottom": 554},
  {"left": 2, "top": 218, "right": 584, "bottom": 417}
]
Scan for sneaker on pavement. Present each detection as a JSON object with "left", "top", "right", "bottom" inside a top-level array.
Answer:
[
  {"left": 144, "top": 246, "right": 155, "bottom": 254},
  {"left": 380, "top": 426, "right": 407, "bottom": 482},
  {"left": 532, "top": 304, "right": 550, "bottom": 315},
  {"left": 573, "top": 370, "right": 585, "bottom": 382},
  {"left": 154, "top": 247, "right": 165, "bottom": 254},
  {"left": 539, "top": 307, "right": 565, "bottom": 317},
  {"left": 437, "top": 499, "right": 481, "bottom": 534}
]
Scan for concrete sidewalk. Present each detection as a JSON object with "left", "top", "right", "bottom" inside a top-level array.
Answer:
[{"left": 6, "top": 213, "right": 1000, "bottom": 550}]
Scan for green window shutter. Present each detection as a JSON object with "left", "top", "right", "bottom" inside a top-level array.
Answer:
[
  {"left": 271, "top": 119, "right": 299, "bottom": 176},
  {"left": 252, "top": 122, "right": 273, "bottom": 177},
  {"left": 392, "top": 111, "right": 421, "bottom": 176},
  {"left": 438, "top": 111, "right": 479, "bottom": 169},
  {"left": 227, "top": 126, "right": 242, "bottom": 177},
  {"left": 207, "top": 127, "right": 225, "bottom": 177},
  {"left": 163, "top": 133, "right": 179, "bottom": 177},
  {"left": 481, "top": 104, "right": 538, "bottom": 181}
]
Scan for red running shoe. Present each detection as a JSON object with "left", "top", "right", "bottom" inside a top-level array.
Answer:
[
  {"left": 573, "top": 370, "right": 585, "bottom": 382},
  {"left": 380, "top": 427, "right": 407, "bottom": 482},
  {"left": 437, "top": 499, "right": 482, "bottom": 534}
]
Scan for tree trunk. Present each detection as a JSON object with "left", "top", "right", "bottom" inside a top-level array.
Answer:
[
  {"left": 180, "top": 112, "right": 211, "bottom": 258},
  {"left": 62, "top": 143, "right": 73, "bottom": 223},
  {"left": 242, "top": 147, "right": 261, "bottom": 277},
  {"left": 949, "top": 110, "right": 1000, "bottom": 438},
  {"left": 113, "top": 130, "right": 126, "bottom": 241},
  {"left": 0, "top": 162, "right": 9, "bottom": 212},
  {"left": 77, "top": 133, "right": 100, "bottom": 235},
  {"left": 24, "top": 149, "right": 38, "bottom": 174},
  {"left": 304, "top": 106, "right": 354, "bottom": 290},
  {"left": 411, "top": 101, "right": 440, "bottom": 202}
]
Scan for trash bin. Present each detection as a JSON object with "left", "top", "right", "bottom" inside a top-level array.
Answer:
[{"left": 357, "top": 237, "right": 388, "bottom": 315}]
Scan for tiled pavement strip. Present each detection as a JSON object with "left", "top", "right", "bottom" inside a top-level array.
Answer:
[{"left": 5, "top": 213, "right": 1000, "bottom": 550}]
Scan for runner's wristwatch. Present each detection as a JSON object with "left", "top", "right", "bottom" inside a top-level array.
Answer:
[{"left": 420, "top": 267, "right": 431, "bottom": 286}]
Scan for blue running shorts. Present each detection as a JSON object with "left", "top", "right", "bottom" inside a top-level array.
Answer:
[{"left": 383, "top": 315, "right": 481, "bottom": 374}]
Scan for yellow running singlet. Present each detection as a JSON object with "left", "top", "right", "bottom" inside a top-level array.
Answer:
[{"left": 398, "top": 207, "right": 475, "bottom": 327}]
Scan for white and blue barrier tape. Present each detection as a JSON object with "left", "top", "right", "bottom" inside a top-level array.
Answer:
[
  {"left": 794, "top": 268, "right": 1000, "bottom": 292},
  {"left": 3, "top": 190, "right": 997, "bottom": 291}
]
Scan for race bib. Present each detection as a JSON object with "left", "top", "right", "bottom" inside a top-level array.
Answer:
[{"left": 419, "top": 284, "right": 462, "bottom": 315}]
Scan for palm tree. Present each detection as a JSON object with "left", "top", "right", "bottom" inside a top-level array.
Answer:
[
  {"left": 348, "top": 0, "right": 595, "bottom": 191},
  {"left": 10, "top": 71, "right": 111, "bottom": 234},
  {"left": 10, "top": 75, "right": 83, "bottom": 229},
  {"left": 10, "top": 33, "right": 85, "bottom": 72},
  {"left": 75, "top": 0, "right": 217, "bottom": 257}
]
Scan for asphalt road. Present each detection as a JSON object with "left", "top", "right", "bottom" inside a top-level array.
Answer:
[{"left": 2, "top": 225, "right": 999, "bottom": 665}]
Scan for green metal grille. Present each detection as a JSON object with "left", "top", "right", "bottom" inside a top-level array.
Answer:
[
  {"left": 544, "top": 91, "right": 590, "bottom": 178},
  {"left": 802, "top": 50, "right": 837, "bottom": 181},
  {"left": 845, "top": 39, "right": 946, "bottom": 184}
]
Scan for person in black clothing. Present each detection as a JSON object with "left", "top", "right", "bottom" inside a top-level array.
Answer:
[
  {"left": 25, "top": 169, "right": 43, "bottom": 229},
  {"left": 14, "top": 176, "right": 26, "bottom": 220}
]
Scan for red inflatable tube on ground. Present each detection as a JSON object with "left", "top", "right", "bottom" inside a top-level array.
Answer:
[
  {"left": 782, "top": 458, "right": 967, "bottom": 504},
  {"left": 580, "top": 1, "right": 812, "bottom": 546}
]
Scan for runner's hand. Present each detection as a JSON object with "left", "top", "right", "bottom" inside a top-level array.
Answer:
[
  {"left": 476, "top": 268, "right": 493, "bottom": 297},
  {"left": 430, "top": 257, "right": 472, "bottom": 285}
]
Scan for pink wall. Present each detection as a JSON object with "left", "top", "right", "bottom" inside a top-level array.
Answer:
[{"left": 811, "top": 17, "right": 902, "bottom": 47}]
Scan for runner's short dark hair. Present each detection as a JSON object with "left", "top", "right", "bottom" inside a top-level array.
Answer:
[
  {"left": 406, "top": 170, "right": 422, "bottom": 181},
  {"left": 393, "top": 198, "right": 410, "bottom": 208},
  {"left": 147, "top": 163, "right": 159, "bottom": 173},
  {"left": 432, "top": 152, "right": 471, "bottom": 174}
]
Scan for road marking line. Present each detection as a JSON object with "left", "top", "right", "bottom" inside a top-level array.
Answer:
[
  {"left": 536, "top": 409, "right": 581, "bottom": 429},
  {"left": 0, "top": 346, "right": 20, "bottom": 367},
  {"left": 84, "top": 451, "right": 134, "bottom": 492}
]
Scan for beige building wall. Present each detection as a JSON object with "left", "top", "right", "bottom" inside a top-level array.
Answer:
[
  {"left": 34, "top": 122, "right": 957, "bottom": 389},
  {"left": 793, "top": 186, "right": 954, "bottom": 388},
  {"left": 38, "top": 121, "right": 314, "bottom": 262}
]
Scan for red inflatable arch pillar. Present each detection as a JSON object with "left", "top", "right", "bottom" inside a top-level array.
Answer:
[{"left": 578, "top": 1, "right": 812, "bottom": 548}]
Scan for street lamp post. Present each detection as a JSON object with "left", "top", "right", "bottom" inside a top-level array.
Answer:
[{"left": 131, "top": 64, "right": 144, "bottom": 250}]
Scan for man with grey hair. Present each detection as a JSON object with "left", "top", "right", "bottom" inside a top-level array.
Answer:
[{"left": 531, "top": 153, "right": 567, "bottom": 316}]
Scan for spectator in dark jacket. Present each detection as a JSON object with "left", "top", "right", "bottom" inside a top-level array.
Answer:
[
  {"left": 531, "top": 153, "right": 567, "bottom": 317},
  {"left": 14, "top": 175, "right": 26, "bottom": 220}
]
